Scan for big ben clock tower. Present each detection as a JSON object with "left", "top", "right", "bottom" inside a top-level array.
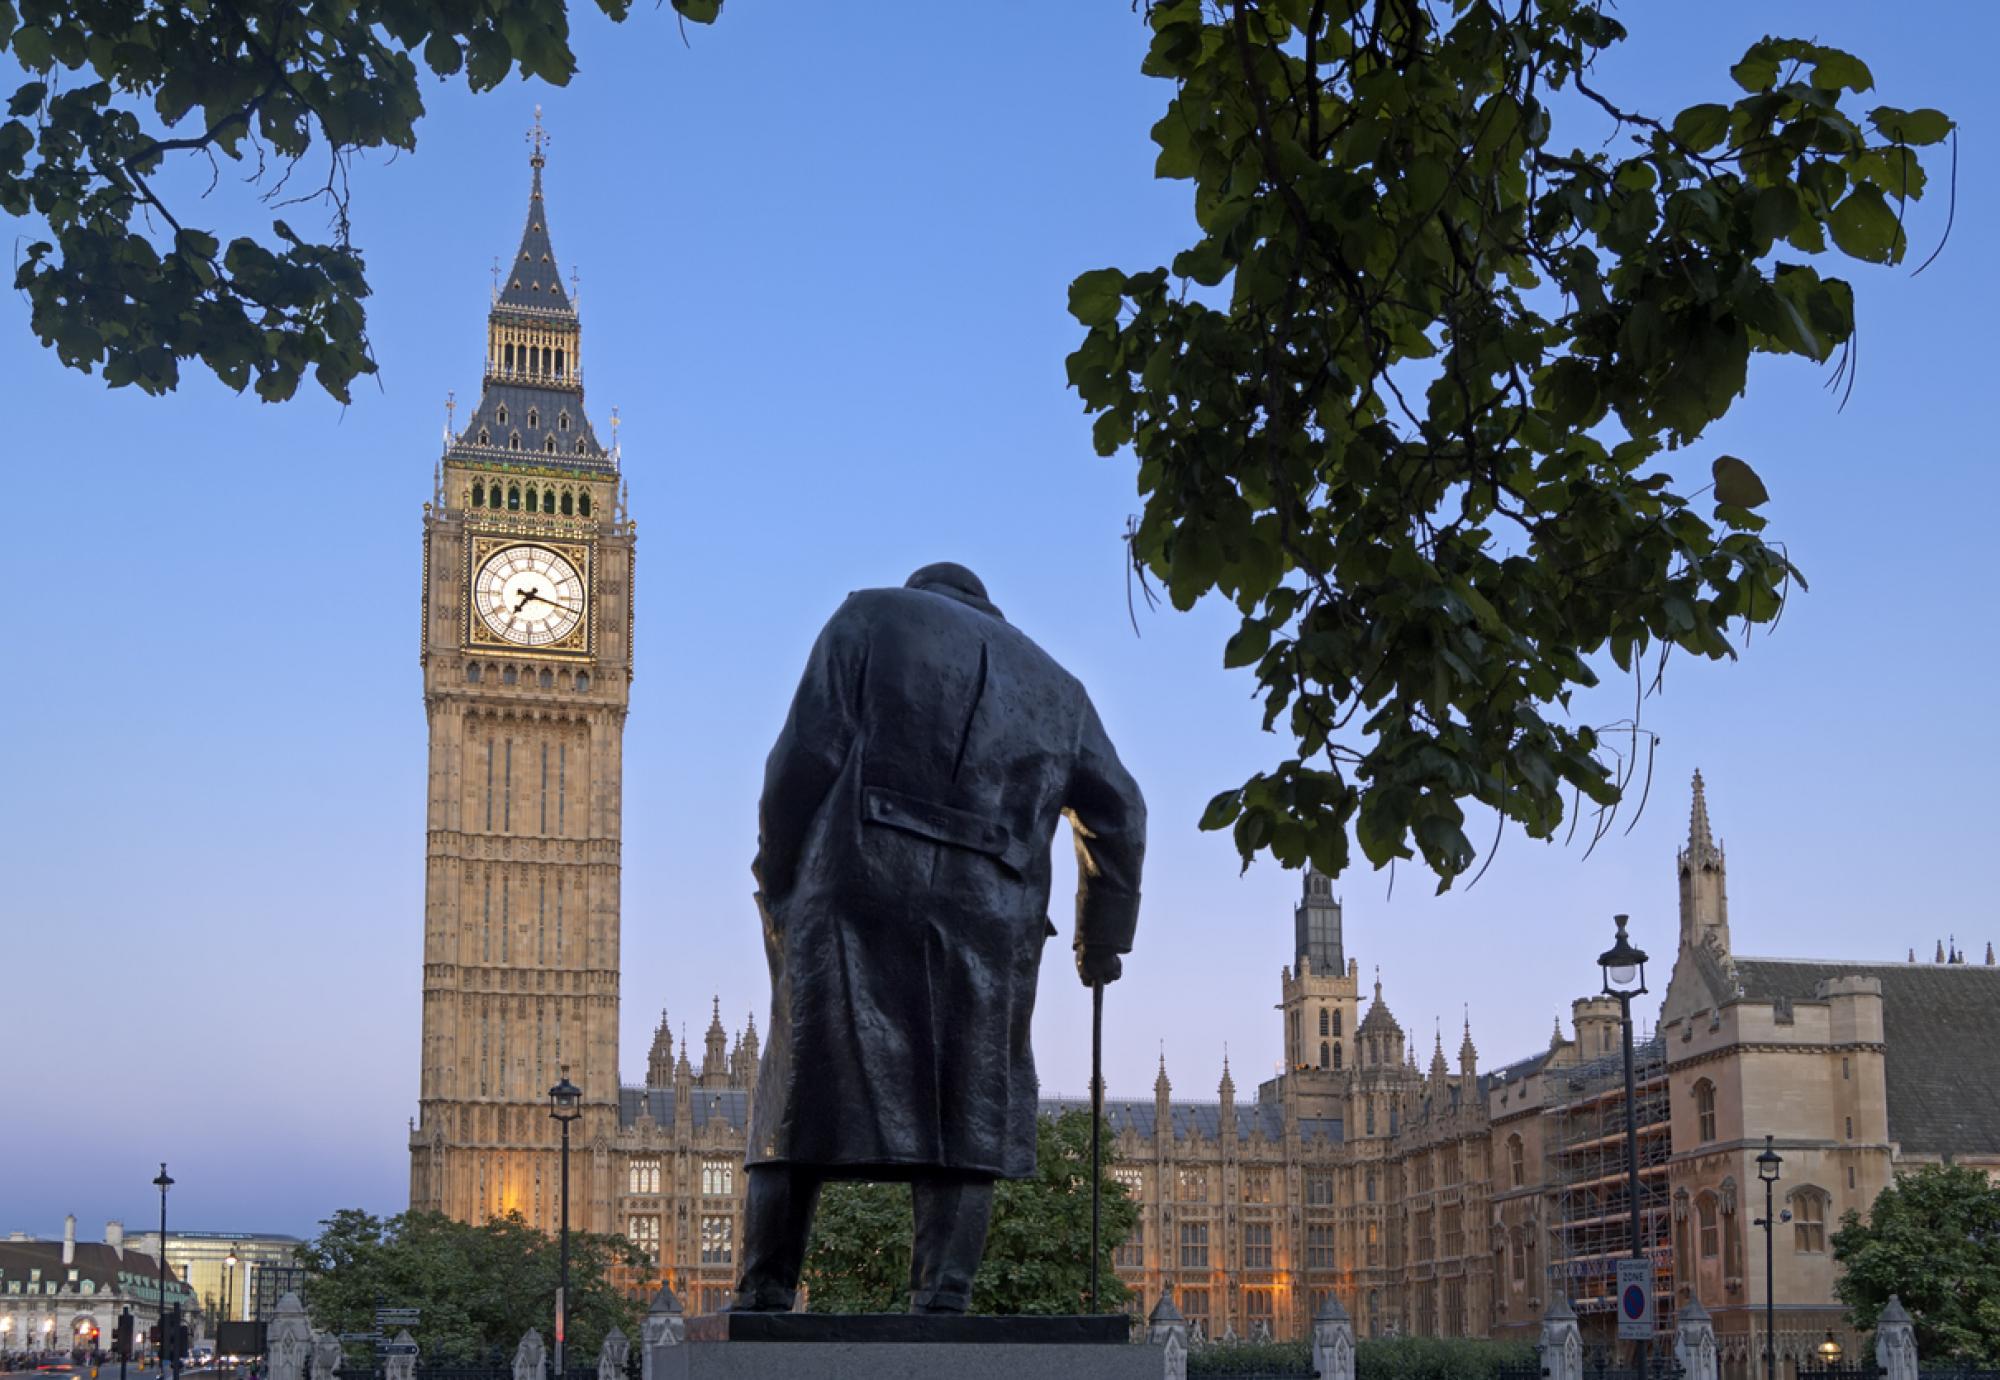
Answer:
[{"left": 410, "top": 123, "right": 631, "bottom": 1236}]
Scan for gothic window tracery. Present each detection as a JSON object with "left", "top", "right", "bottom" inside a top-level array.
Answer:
[
  {"left": 473, "top": 481, "right": 486, "bottom": 507},
  {"left": 1508, "top": 1134, "right": 1525, "bottom": 1187},
  {"left": 1694, "top": 1078, "right": 1718, "bottom": 1142},
  {"left": 1790, "top": 1187, "right": 1828, "bottom": 1252},
  {"left": 1697, "top": 1192, "right": 1719, "bottom": 1259},
  {"left": 561, "top": 491, "right": 574, "bottom": 516}
]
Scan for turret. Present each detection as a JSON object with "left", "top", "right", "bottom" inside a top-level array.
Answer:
[
  {"left": 701, "top": 996, "right": 728, "bottom": 1085},
  {"left": 1294, "top": 863, "right": 1344, "bottom": 975},
  {"left": 1154, "top": 1051, "right": 1173, "bottom": 1136},
  {"left": 1429, "top": 1026, "right": 1449, "bottom": 1086},
  {"left": 1458, "top": 1012, "right": 1478, "bottom": 1082},
  {"left": 1572, "top": 996, "right": 1621, "bottom": 1059},
  {"left": 1676, "top": 770, "right": 1730, "bottom": 954},
  {"left": 645, "top": 1009, "right": 674, "bottom": 1088},
  {"left": 1219, "top": 1055, "right": 1237, "bottom": 1145}
]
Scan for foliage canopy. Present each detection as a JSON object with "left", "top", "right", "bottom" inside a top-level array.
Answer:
[
  {"left": 800, "top": 1108, "right": 1138, "bottom": 1315},
  {"left": 1833, "top": 1164, "right": 2000, "bottom": 1365},
  {"left": 296, "top": 1208, "right": 643, "bottom": 1363},
  {"left": 0, "top": 0, "right": 716, "bottom": 401},
  {"left": 1068, "top": 0, "right": 1952, "bottom": 887}
]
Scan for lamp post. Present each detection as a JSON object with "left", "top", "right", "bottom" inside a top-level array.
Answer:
[
  {"left": 222, "top": 1249, "right": 238, "bottom": 1331},
  {"left": 548, "top": 1073, "right": 582, "bottom": 1379},
  {"left": 152, "top": 1164, "right": 173, "bottom": 1379},
  {"left": 1755, "top": 1137, "right": 1784, "bottom": 1380},
  {"left": 1597, "top": 914, "right": 1650, "bottom": 1364}
]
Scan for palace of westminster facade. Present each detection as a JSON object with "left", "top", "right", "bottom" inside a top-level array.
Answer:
[{"left": 406, "top": 141, "right": 2000, "bottom": 1367}]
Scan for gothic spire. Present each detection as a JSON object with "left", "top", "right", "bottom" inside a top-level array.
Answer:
[
  {"left": 1154, "top": 1050, "right": 1172, "bottom": 1099},
  {"left": 1687, "top": 769, "right": 1717, "bottom": 858},
  {"left": 498, "top": 107, "right": 573, "bottom": 314}
]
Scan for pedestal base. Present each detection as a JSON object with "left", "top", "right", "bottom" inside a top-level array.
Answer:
[{"left": 652, "top": 1314, "right": 1162, "bottom": 1379}]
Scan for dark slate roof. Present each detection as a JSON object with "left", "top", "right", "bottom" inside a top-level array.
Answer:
[
  {"left": 0, "top": 1241, "right": 190, "bottom": 1299},
  {"left": 1479, "top": 1047, "right": 1558, "bottom": 1097},
  {"left": 618, "top": 1086, "right": 751, "bottom": 1134},
  {"left": 1731, "top": 958, "right": 2000, "bottom": 1156},
  {"left": 498, "top": 159, "right": 573, "bottom": 314},
  {"left": 453, "top": 381, "right": 610, "bottom": 472},
  {"left": 1038, "top": 1097, "right": 1307, "bottom": 1144}
]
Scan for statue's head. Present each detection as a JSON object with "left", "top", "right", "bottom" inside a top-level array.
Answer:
[{"left": 905, "top": 562, "right": 988, "bottom": 603}]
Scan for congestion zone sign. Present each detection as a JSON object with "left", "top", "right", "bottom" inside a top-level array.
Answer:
[{"left": 1616, "top": 1259, "right": 1654, "bottom": 1341}]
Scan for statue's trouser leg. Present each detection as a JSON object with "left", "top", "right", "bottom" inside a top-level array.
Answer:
[
  {"left": 732, "top": 1165, "right": 822, "bottom": 1311},
  {"left": 908, "top": 1177, "right": 995, "bottom": 1313}
]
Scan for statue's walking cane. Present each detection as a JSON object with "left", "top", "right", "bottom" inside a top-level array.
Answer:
[{"left": 1089, "top": 978, "right": 1104, "bottom": 1313}]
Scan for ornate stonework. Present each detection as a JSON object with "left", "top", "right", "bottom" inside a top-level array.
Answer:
[{"left": 408, "top": 136, "right": 633, "bottom": 1237}]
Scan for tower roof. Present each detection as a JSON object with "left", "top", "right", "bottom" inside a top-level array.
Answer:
[
  {"left": 1683, "top": 769, "right": 1721, "bottom": 865},
  {"left": 498, "top": 114, "right": 573, "bottom": 315}
]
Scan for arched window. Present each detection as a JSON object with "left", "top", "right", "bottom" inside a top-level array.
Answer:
[
  {"left": 575, "top": 672, "right": 590, "bottom": 692},
  {"left": 1365, "top": 1170, "right": 1376, "bottom": 1203},
  {"left": 1510, "top": 1231, "right": 1525, "bottom": 1282},
  {"left": 558, "top": 411, "right": 570, "bottom": 431},
  {"left": 1366, "top": 1101, "right": 1376, "bottom": 1135},
  {"left": 472, "top": 481, "right": 485, "bottom": 507},
  {"left": 509, "top": 432, "right": 522, "bottom": 451},
  {"left": 1790, "top": 1188, "right": 1828, "bottom": 1253},
  {"left": 539, "top": 669, "right": 554, "bottom": 689},
  {"left": 1694, "top": 1079, "right": 1717, "bottom": 1142},
  {"left": 545, "top": 437, "right": 558, "bottom": 455},
  {"left": 561, "top": 491, "right": 574, "bottom": 516},
  {"left": 1319, "top": 1009, "right": 1330, "bottom": 1037},
  {"left": 1333, "top": 1009, "right": 1342, "bottom": 1037},
  {"left": 543, "top": 347, "right": 553, "bottom": 374},
  {"left": 497, "top": 406, "right": 508, "bottom": 426},
  {"left": 555, "top": 349, "right": 566, "bottom": 378},
  {"left": 524, "top": 486, "right": 537, "bottom": 512},
  {"left": 507, "top": 485, "right": 521, "bottom": 511},
  {"left": 578, "top": 492, "right": 592, "bottom": 517},
  {"left": 478, "top": 428, "right": 491, "bottom": 445},
  {"left": 504, "top": 344, "right": 514, "bottom": 371},
  {"left": 527, "top": 408, "right": 539, "bottom": 430},
  {"left": 503, "top": 665, "right": 518, "bottom": 686},
  {"left": 1697, "top": 1193, "right": 1719, "bottom": 1259},
  {"left": 1333, "top": 1042, "right": 1342, "bottom": 1070},
  {"left": 575, "top": 437, "right": 587, "bottom": 454},
  {"left": 466, "top": 664, "right": 481, "bottom": 684},
  {"left": 1508, "top": 1134, "right": 1525, "bottom": 1187},
  {"left": 1319, "top": 1041, "right": 1329, "bottom": 1069}
]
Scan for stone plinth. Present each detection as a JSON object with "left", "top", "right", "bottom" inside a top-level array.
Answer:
[{"left": 652, "top": 1314, "right": 1161, "bottom": 1379}]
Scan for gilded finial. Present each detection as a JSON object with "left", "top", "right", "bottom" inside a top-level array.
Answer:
[{"left": 528, "top": 105, "right": 550, "bottom": 167}]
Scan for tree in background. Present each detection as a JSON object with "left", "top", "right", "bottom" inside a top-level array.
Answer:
[
  {"left": 0, "top": 0, "right": 718, "bottom": 401},
  {"left": 801, "top": 1109, "right": 1139, "bottom": 1315},
  {"left": 297, "top": 1209, "right": 643, "bottom": 1362},
  {"left": 1068, "top": 0, "right": 1953, "bottom": 887},
  {"left": 1833, "top": 1164, "right": 2000, "bottom": 1365}
]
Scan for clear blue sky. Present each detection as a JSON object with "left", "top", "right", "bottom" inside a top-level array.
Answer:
[{"left": 3, "top": 2, "right": 1994, "bottom": 1240}]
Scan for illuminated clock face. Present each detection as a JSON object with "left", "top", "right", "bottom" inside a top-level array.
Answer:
[{"left": 473, "top": 544, "right": 586, "bottom": 646}]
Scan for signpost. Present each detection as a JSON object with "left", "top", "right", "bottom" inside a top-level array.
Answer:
[
  {"left": 373, "top": 1311, "right": 420, "bottom": 1330},
  {"left": 1616, "top": 1258, "right": 1654, "bottom": 1342}
]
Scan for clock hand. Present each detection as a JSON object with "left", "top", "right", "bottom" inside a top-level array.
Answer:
[
  {"left": 513, "top": 586, "right": 540, "bottom": 613},
  {"left": 525, "top": 591, "right": 582, "bottom": 614}
]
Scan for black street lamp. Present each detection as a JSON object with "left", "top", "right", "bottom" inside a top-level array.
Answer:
[
  {"left": 1598, "top": 915, "right": 1650, "bottom": 1363},
  {"left": 151, "top": 1164, "right": 173, "bottom": 1379},
  {"left": 1755, "top": 1137, "right": 1784, "bottom": 1380},
  {"left": 548, "top": 1073, "right": 583, "bottom": 1378},
  {"left": 222, "top": 1248, "right": 239, "bottom": 1332}
]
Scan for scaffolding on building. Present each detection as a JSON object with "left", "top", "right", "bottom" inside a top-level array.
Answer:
[{"left": 1543, "top": 1032, "right": 1675, "bottom": 1343}]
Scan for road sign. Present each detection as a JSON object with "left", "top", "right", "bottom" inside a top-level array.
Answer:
[
  {"left": 338, "top": 1332, "right": 384, "bottom": 1344},
  {"left": 379, "top": 1345, "right": 419, "bottom": 1357},
  {"left": 374, "top": 1310, "right": 421, "bottom": 1326},
  {"left": 1616, "top": 1258, "right": 1654, "bottom": 1341}
]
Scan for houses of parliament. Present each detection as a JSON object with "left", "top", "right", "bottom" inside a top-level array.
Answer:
[{"left": 406, "top": 140, "right": 2000, "bottom": 1371}]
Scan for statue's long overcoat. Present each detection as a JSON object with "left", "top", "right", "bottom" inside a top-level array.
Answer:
[{"left": 745, "top": 582, "right": 1145, "bottom": 1180}]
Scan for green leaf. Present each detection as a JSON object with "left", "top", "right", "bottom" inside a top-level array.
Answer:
[
  {"left": 1066, "top": 268, "right": 1127, "bottom": 328},
  {"left": 1670, "top": 103, "right": 1731, "bottom": 152},
  {"left": 1869, "top": 106, "right": 1951, "bottom": 146},
  {"left": 1223, "top": 619, "right": 1270, "bottom": 668},
  {"left": 1809, "top": 47, "right": 1874, "bottom": 93},
  {"left": 1199, "top": 789, "right": 1243, "bottom": 831},
  {"left": 1826, "top": 184, "right": 1904, "bottom": 264},
  {"left": 1712, "top": 455, "right": 1770, "bottom": 509}
]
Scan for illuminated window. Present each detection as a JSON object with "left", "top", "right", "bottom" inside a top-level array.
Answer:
[
  {"left": 699, "top": 1215, "right": 734, "bottom": 1265},
  {"left": 701, "top": 1159, "right": 735, "bottom": 1197},
  {"left": 1177, "top": 1168, "right": 1207, "bottom": 1202},
  {"left": 1242, "top": 1168, "right": 1272, "bottom": 1204},
  {"left": 626, "top": 1215, "right": 660, "bottom": 1264},
  {"left": 1112, "top": 1167, "right": 1142, "bottom": 1200}
]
